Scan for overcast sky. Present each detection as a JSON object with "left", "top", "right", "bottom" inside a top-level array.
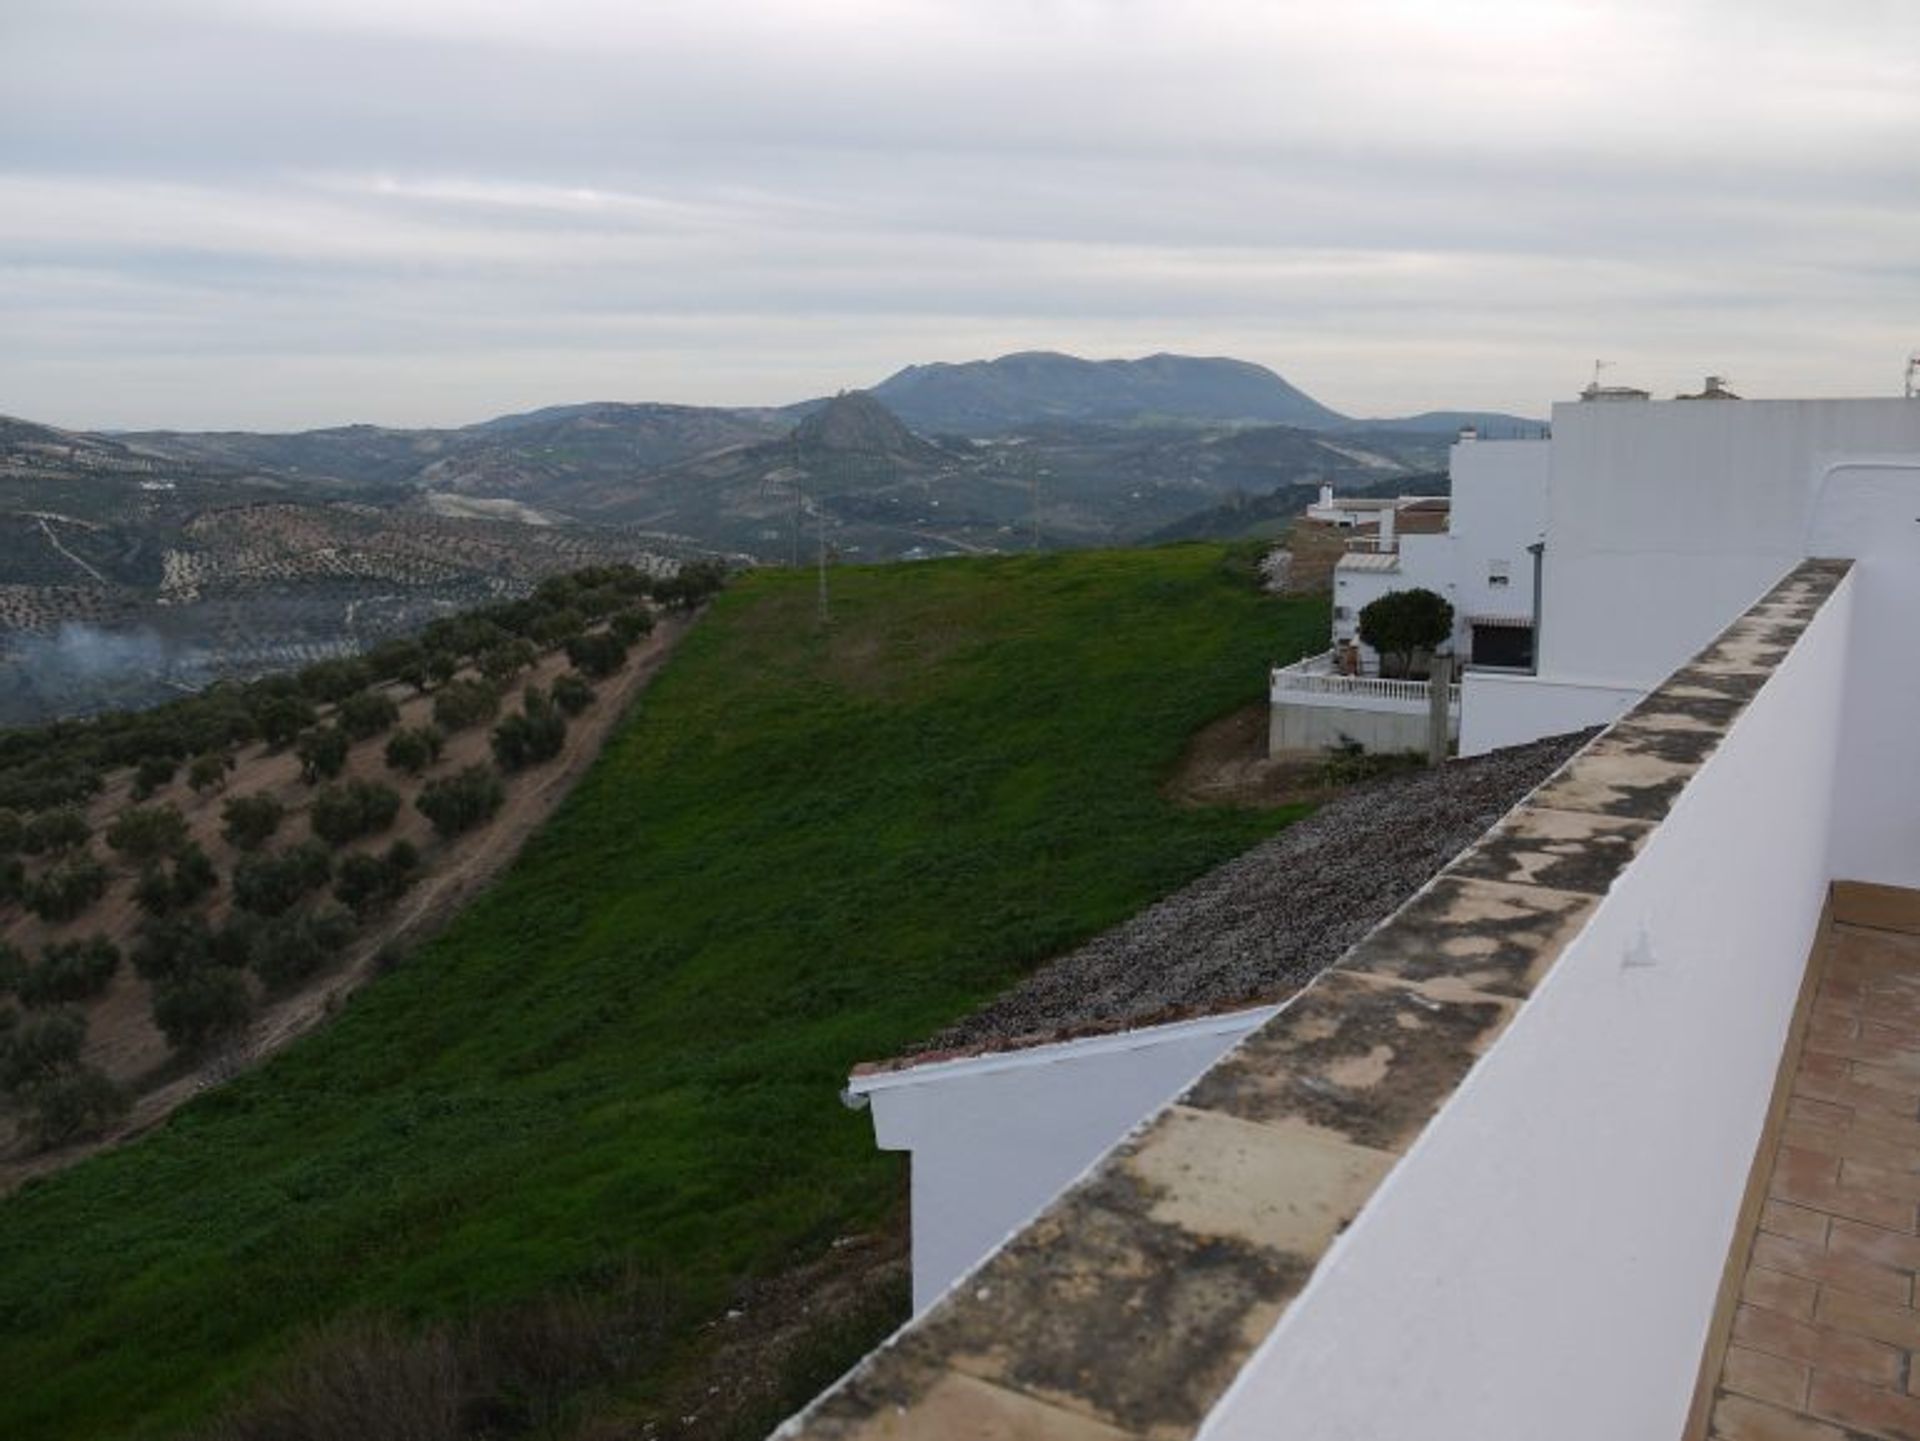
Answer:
[{"left": 3, "top": 0, "right": 1916, "bottom": 431}]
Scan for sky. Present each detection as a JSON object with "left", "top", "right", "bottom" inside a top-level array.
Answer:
[{"left": 3, "top": 0, "right": 1916, "bottom": 431}]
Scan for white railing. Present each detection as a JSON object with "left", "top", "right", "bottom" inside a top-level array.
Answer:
[
  {"left": 1343, "top": 536, "right": 1399, "bottom": 554},
  {"left": 1271, "top": 651, "right": 1461, "bottom": 707}
]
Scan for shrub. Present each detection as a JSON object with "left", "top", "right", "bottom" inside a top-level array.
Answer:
[
  {"left": 107, "top": 804, "right": 189, "bottom": 862},
  {"left": 432, "top": 680, "right": 500, "bottom": 734},
  {"left": 132, "top": 914, "right": 217, "bottom": 983},
  {"left": 25, "top": 855, "right": 109, "bottom": 923},
  {"left": 479, "top": 640, "right": 538, "bottom": 685},
  {"left": 529, "top": 608, "right": 586, "bottom": 647},
  {"left": 20, "top": 937, "right": 120, "bottom": 1006},
  {"left": 297, "top": 657, "right": 374, "bottom": 705},
  {"left": 222, "top": 793, "right": 284, "bottom": 851},
  {"left": 609, "top": 606, "right": 655, "bottom": 645},
  {"left": 338, "top": 691, "right": 400, "bottom": 742},
  {"left": 417, "top": 765, "right": 504, "bottom": 839},
  {"left": 0, "top": 1007, "right": 84, "bottom": 1090},
  {"left": 132, "top": 754, "right": 178, "bottom": 801},
  {"left": 294, "top": 727, "right": 350, "bottom": 785},
  {"left": 152, "top": 966, "right": 252, "bottom": 1054},
  {"left": 384, "top": 726, "right": 444, "bottom": 776},
  {"left": 20, "top": 1065, "right": 128, "bottom": 1148},
  {"left": 491, "top": 691, "right": 567, "bottom": 772},
  {"left": 134, "top": 841, "right": 219, "bottom": 916},
  {"left": 0, "top": 857, "right": 22, "bottom": 909},
  {"left": 563, "top": 630, "right": 628, "bottom": 679},
  {"left": 550, "top": 671, "right": 595, "bottom": 716},
  {"left": 0, "top": 808, "right": 22, "bottom": 854},
  {"left": 309, "top": 780, "right": 401, "bottom": 848},
  {"left": 1358, "top": 587, "right": 1455, "bottom": 679},
  {"left": 333, "top": 840, "right": 420, "bottom": 912},
  {"left": 187, "top": 752, "right": 234, "bottom": 793},
  {"left": 254, "top": 695, "right": 316, "bottom": 749},
  {"left": 20, "top": 808, "right": 90, "bottom": 857},
  {"left": 232, "top": 841, "right": 332, "bottom": 918},
  {"left": 250, "top": 907, "right": 356, "bottom": 991},
  {"left": 365, "top": 638, "right": 425, "bottom": 683},
  {"left": 0, "top": 941, "right": 24, "bottom": 995}
]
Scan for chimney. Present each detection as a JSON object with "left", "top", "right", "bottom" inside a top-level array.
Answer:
[
  {"left": 1318, "top": 484, "right": 1334, "bottom": 508},
  {"left": 1378, "top": 504, "right": 1397, "bottom": 550}
]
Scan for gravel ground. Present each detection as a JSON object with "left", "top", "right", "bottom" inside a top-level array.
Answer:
[{"left": 920, "top": 728, "right": 1596, "bottom": 1057}]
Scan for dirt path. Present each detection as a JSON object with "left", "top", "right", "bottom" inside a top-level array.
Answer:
[{"left": 0, "top": 612, "right": 697, "bottom": 1192}]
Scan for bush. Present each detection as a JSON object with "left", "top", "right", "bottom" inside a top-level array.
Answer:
[
  {"left": 365, "top": 638, "right": 425, "bottom": 683},
  {"left": 250, "top": 906, "right": 356, "bottom": 991},
  {"left": 294, "top": 727, "right": 350, "bottom": 785},
  {"left": 132, "top": 914, "right": 217, "bottom": 983},
  {"left": 0, "top": 1006, "right": 84, "bottom": 1088},
  {"left": 232, "top": 841, "right": 332, "bottom": 918},
  {"left": 550, "top": 672, "right": 595, "bottom": 717},
  {"left": 152, "top": 966, "right": 252, "bottom": 1054},
  {"left": 432, "top": 680, "right": 500, "bottom": 734},
  {"left": 20, "top": 1065, "right": 127, "bottom": 1148},
  {"left": 1358, "top": 587, "right": 1455, "bottom": 679},
  {"left": 20, "top": 808, "right": 90, "bottom": 857},
  {"left": 491, "top": 691, "right": 567, "bottom": 772},
  {"left": 333, "top": 840, "right": 420, "bottom": 912},
  {"left": 187, "top": 752, "right": 234, "bottom": 793},
  {"left": 609, "top": 607, "right": 655, "bottom": 645},
  {"left": 384, "top": 726, "right": 444, "bottom": 776},
  {"left": 25, "top": 855, "right": 109, "bottom": 923},
  {"left": 254, "top": 695, "right": 316, "bottom": 749},
  {"left": 308, "top": 780, "right": 401, "bottom": 847},
  {"left": 338, "top": 691, "right": 400, "bottom": 742},
  {"left": 222, "top": 793, "right": 284, "bottom": 852},
  {"left": 107, "top": 804, "right": 189, "bottom": 861},
  {"left": 563, "top": 630, "right": 628, "bottom": 679},
  {"left": 134, "top": 841, "right": 219, "bottom": 916},
  {"left": 0, "top": 941, "right": 23, "bottom": 995},
  {"left": 297, "top": 658, "right": 374, "bottom": 705},
  {"left": 479, "top": 640, "right": 538, "bottom": 685},
  {"left": 0, "top": 808, "right": 22, "bottom": 854},
  {"left": 417, "top": 765, "right": 505, "bottom": 839},
  {"left": 529, "top": 608, "right": 586, "bottom": 647},
  {"left": 131, "top": 754, "right": 178, "bottom": 801},
  {"left": 20, "top": 937, "right": 120, "bottom": 1006}
]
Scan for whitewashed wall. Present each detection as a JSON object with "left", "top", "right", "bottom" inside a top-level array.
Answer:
[
  {"left": 847, "top": 1008, "right": 1276, "bottom": 1313},
  {"left": 1458, "top": 671, "right": 1640, "bottom": 755},
  {"left": 1199, "top": 572, "right": 1855, "bottom": 1441},
  {"left": 1446, "top": 437, "right": 1549, "bottom": 632},
  {"left": 1815, "top": 460, "right": 1920, "bottom": 891}
]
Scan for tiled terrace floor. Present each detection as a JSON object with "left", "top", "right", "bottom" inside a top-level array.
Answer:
[{"left": 1709, "top": 910, "right": 1920, "bottom": 1441}]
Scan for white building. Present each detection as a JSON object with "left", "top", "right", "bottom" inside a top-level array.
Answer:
[{"left": 782, "top": 386, "right": 1920, "bottom": 1441}]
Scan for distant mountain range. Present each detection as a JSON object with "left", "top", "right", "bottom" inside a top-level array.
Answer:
[{"left": 0, "top": 351, "right": 1535, "bottom": 719}]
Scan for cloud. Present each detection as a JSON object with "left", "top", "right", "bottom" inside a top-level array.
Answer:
[{"left": 1, "top": 0, "right": 1915, "bottom": 427}]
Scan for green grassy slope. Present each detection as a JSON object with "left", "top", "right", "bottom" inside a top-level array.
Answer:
[{"left": 0, "top": 544, "right": 1327, "bottom": 1438}]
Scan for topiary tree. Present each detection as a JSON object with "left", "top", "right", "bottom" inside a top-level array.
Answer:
[
  {"left": 221, "top": 793, "right": 285, "bottom": 851},
  {"left": 1358, "top": 587, "right": 1455, "bottom": 679}
]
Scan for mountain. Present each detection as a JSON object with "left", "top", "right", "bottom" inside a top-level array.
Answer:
[
  {"left": 788, "top": 390, "right": 947, "bottom": 463},
  {"left": 869, "top": 351, "right": 1350, "bottom": 434},
  {"left": 1340, "top": 410, "right": 1545, "bottom": 438}
]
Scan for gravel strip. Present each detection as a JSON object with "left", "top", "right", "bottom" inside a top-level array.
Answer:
[{"left": 919, "top": 728, "right": 1596, "bottom": 1058}]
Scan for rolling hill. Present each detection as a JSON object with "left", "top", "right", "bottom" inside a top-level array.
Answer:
[{"left": 0, "top": 543, "right": 1330, "bottom": 1440}]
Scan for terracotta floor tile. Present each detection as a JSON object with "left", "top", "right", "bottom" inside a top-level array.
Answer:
[
  {"left": 1730, "top": 1303, "right": 1902, "bottom": 1387},
  {"left": 1814, "top": 1287, "right": 1920, "bottom": 1351},
  {"left": 1762, "top": 1200, "right": 1833, "bottom": 1247},
  {"left": 1744, "top": 1266, "right": 1819, "bottom": 1322},
  {"left": 1810, "top": 1371, "right": 1920, "bottom": 1441},
  {"left": 1751, "top": 1231, "right": 1911, "bottom": 1304},
  {"left": 1711, "top": 1391, "right": 1857, "bottom": 1440},
  {"left": 1724, "top": 1346, "right": 1811, "bottom": 1409},
  {"left": 1828, "top": 1217, "right": 1920, "bottom": 1274}
]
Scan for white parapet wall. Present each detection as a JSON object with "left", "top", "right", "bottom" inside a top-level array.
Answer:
[
  {"left": 1457, "top": 670, "right": 1641, "bottom": 755},
  {"left": 846, "top": 1007, "right": 1277, "bottom": 1314},
  {"left": 1198, "top": 570, "right": 1856, "bottom": 1441}
]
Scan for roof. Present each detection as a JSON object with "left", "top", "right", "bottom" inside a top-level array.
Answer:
[
  {"left": 857, "top": 728, "right": 1593, "bottom": 1077},
  {"left": 1334, "top": 551, "right": 1400, "bottom": 573}
]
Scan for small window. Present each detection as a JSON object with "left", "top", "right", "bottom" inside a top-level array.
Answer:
[
  {"left": 1333, "top": 606, "right": 1351, "bottom": 621},
  {"left": 1488, "top": 558, "right": 1512, "bottom": 588}
]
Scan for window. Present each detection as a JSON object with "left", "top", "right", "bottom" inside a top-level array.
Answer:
[
  {"left": 1488, "top": 558, "right": 1512, "bottom": 588},
  {"left": 1333, "top": 606, "right": 1351, "bottom": 621}
]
